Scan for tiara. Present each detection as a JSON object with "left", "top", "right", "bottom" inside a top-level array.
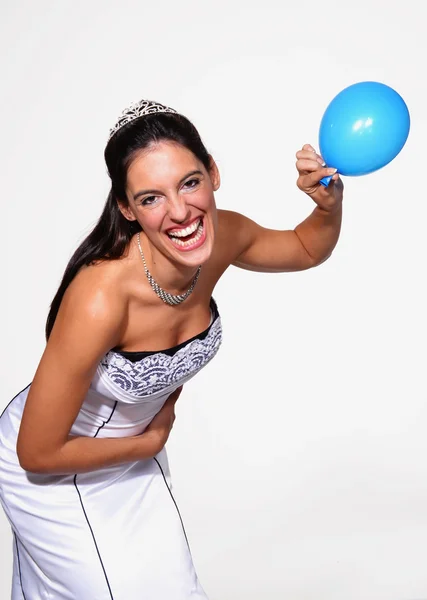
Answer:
[{"left": 108, "top": 99, "right": 177, "bottom": 141}]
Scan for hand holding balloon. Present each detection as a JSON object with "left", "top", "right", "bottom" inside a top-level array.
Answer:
[
  {"left": 296, "top": 144, "right": 343, "bottom": 211},
  {"left": 318, "top": 81, "right": 410, "bottom": 187}
]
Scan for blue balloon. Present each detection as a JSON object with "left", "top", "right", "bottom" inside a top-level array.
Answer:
[{"left": 318, "top": 81, "right": 410, "bottom": 186}]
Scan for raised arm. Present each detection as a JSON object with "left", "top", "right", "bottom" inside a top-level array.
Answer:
[
  {"left": 219, "top": 144, "right": 343, "bottom": 273},
  {"left": 16, "top": 265, "right": 175, "bottom": 474}
]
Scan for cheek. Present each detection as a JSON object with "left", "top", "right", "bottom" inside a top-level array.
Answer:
[
  {"left": 196, "top": 190, "right": 215, "bottom": 211},
  {"left": 138, "top": 210, "right": 164, "bottom": 231}
]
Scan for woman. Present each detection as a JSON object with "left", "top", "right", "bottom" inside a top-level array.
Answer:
[{"left": 0, "top": 99, "right": 343, "bottom": 599}]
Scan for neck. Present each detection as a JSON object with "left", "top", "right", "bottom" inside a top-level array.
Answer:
[{"left": 137, "top": 234, "right": 200, "bottom": 294}]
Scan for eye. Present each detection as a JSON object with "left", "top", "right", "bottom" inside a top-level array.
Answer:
[
  {"left": 141, "top": 196, "right": 158, "bottom": 206},
  {"left": 183, "top": 178, "right": 200, "bottom": 189}
]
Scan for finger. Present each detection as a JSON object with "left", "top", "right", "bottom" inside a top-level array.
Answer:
[
  {"left": 301, "top": 167, "right": 337, "bottom": 187},
  {"left": 296, "top": 152, "right": 325, "bottom": 168},
  {"left": 301, "top": 143, "right": 316, "bottom": 152},
  {"left": 300, "top": 144, "right": 326, "bottom": 163},
  {"left": 296, "top": 158, "right": 325, "bottom": 172},
  {"left": 296, "top": 149, "right": 324, "bottom": 162}
]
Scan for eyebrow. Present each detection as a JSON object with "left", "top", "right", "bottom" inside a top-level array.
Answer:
[{"left": 133, "top": 170, "right": 204, "bottom": 201}]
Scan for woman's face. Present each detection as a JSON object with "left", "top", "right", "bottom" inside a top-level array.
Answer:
[{"left": 121, "top": 141, "right": 220, "bottom": 269}]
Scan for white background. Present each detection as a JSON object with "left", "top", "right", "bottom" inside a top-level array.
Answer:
[{"left": 1, "top": 1, "right": 426, "bottom": 599}]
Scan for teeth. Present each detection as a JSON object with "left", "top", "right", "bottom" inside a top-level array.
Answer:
[
  {"left": 169, "top": 222, "right": 204, "bottom": 248},
  {"left": 168, "top": 219, "right": 200, "bottom": 238}
]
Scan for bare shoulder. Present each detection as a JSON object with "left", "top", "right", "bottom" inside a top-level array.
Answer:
[
  {"left": 72, "top": 258, "right": 129, "bottom": 302},
  {"left": 69, "top": 259, "right": 128, "bottom": 313},
  {"left": 50, "top": 258, "right": 130, "bottom": 360},
  {"left": 217, "top": 208, "right": 244, "bottom": 230},
  {"left": 214, "top": 209, "right": 253, "bottom": 264}
]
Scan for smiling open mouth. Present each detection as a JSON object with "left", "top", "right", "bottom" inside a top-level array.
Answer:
[{"left": 166, "top": 218, "right": 205, "bottom": 249}]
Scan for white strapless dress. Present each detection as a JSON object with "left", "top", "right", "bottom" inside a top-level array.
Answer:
[{"left": 0, "top": 300, "right": 222, "bottom": 600}]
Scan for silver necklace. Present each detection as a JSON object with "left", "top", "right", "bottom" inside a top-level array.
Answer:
[{"left": 137, "top": 233, "right": 202, "bottom": 306}]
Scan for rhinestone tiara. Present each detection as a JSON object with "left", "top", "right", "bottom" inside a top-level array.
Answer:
[{"left": 107, "top": 99, "right": 177, "bottom": 142}]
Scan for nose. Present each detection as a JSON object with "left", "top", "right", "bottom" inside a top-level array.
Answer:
[{"left": 167, "top": 194, "right": 191, "bottom": 224}]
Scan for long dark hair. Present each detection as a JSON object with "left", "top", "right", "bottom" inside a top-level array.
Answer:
[{"left": 45, "top": 111, "right": 211, "bottom": 339}]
